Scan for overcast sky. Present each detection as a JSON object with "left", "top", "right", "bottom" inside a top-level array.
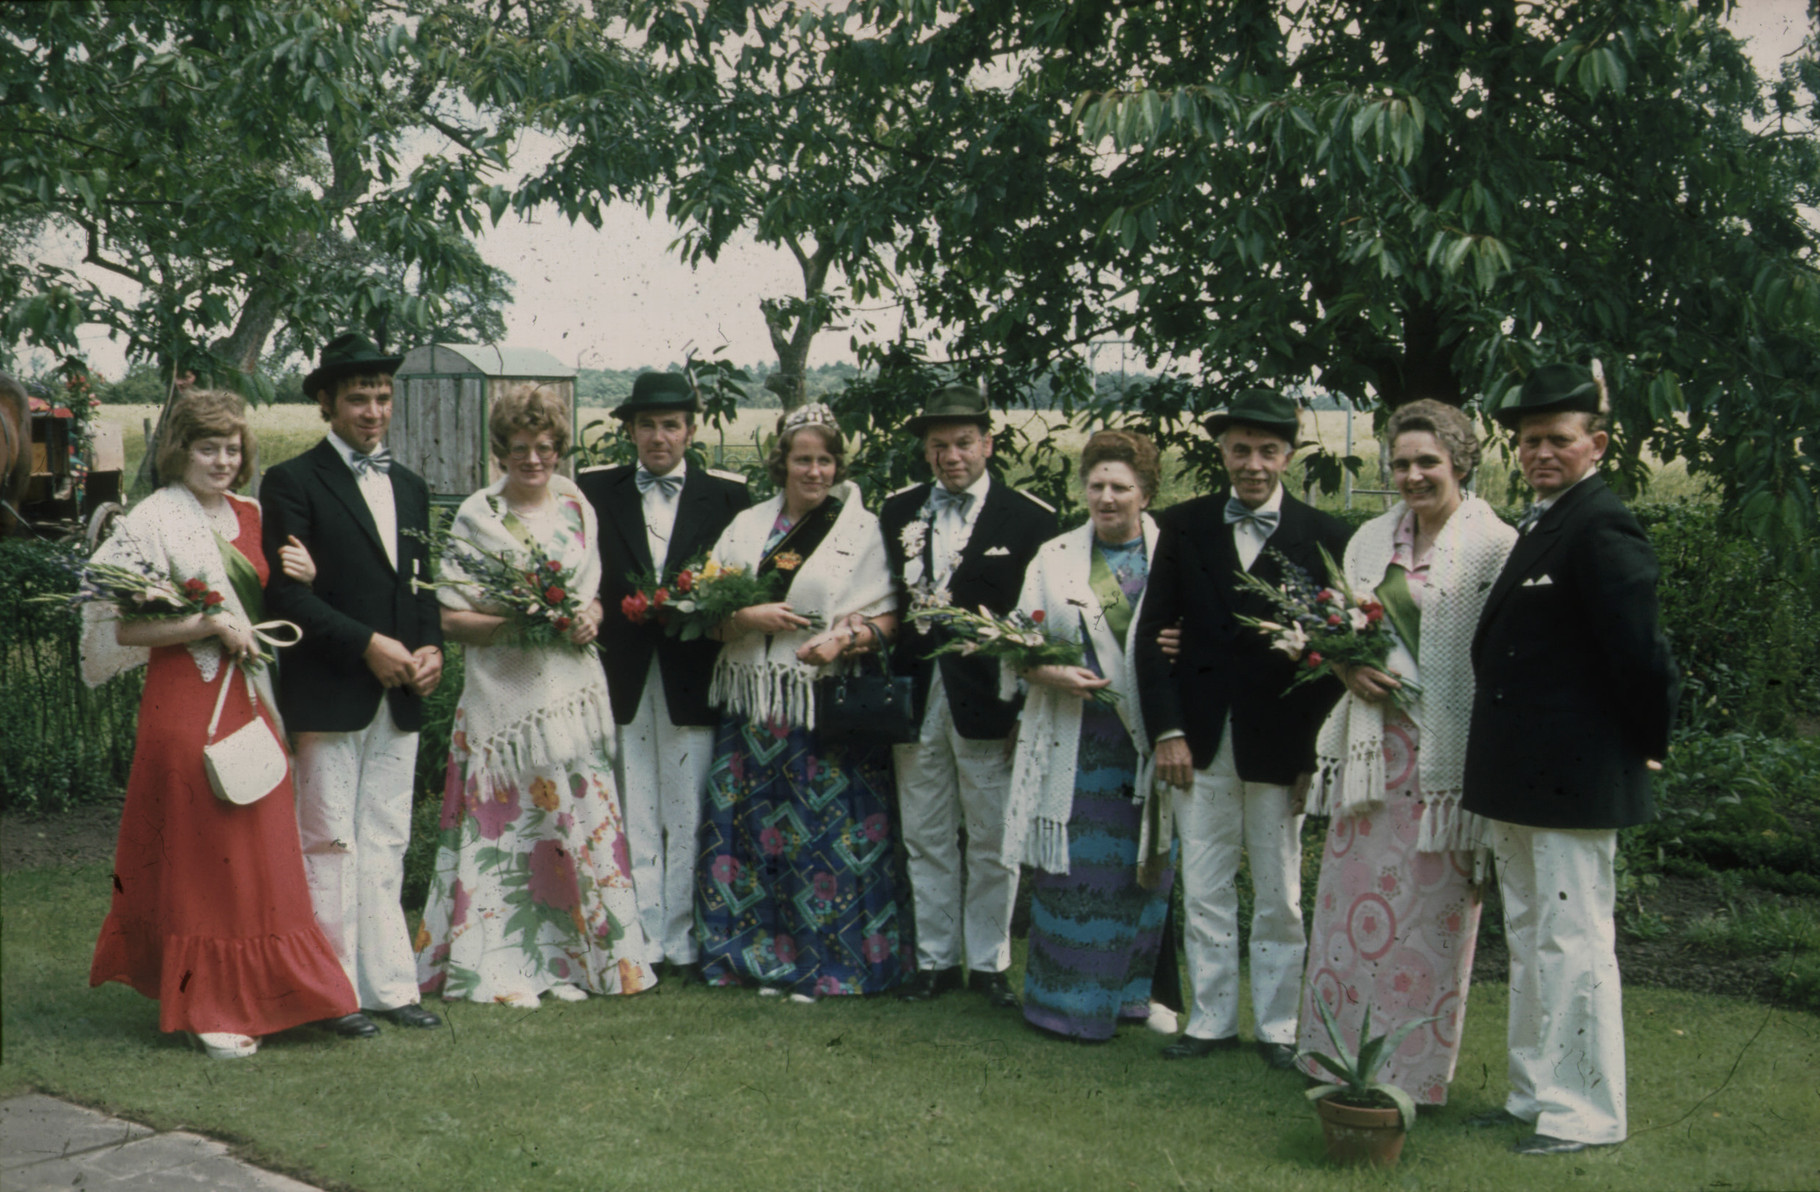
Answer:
[{"left": 61, "top": 0, "right": 1814, "bottom": 382}]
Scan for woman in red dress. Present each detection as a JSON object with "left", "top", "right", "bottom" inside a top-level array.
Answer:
[{"left": 85, "top": 389, "right": 356, "bottom": 1058}]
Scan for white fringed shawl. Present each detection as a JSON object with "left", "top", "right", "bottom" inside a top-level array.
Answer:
[
  {"left": 1311, "top": 495, "right": 1515, "bottom": 852},
  {"left": 1000, "top": 516, "right": 1157, "bottom": 874},
  {"left": 708, "top": 482, "right": 896, "bottom": 730},
  {"left": 438, "top": 475, "right": 616, "bottom": 796},
  {"left": 79, "top": 484, "right": 282, "bottom": 721}
]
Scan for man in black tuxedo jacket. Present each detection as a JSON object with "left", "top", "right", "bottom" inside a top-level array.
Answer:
[
  {"left": 880, "top": 385, "right": 1056, "bottom": 1008},
  {"left": 1462, "top": 364, "right": 1679, "bottom": 1155},
  {"left": 262, "top": 332, "right": 445, "bottom": 1038},
  {"left": 577, "top": 372, "right": 749, "bottom": 973},
  {"left": 1134, "top": 388, "right": 1350, "bottom": 1068}
]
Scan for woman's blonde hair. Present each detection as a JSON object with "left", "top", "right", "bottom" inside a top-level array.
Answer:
[{"left": 155, "top": 388, "right": 256, "bottom": 489}]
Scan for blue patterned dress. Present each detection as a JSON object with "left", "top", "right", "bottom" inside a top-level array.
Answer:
[
  {"left": 1022, "top": 536, "right": 1176, "bottom": 1039},
  {"left": 693, "top": 513, "right": 914, "bottom": 996}
]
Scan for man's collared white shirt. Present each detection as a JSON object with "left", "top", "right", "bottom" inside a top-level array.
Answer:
[
  {"left": 932, "top": 472, "right": 991, "bottom": 585},
  {"left": 327, "top": 429, "right": 397, "bottom": 569},
  {"left": 641, "top": 461, "right": 687, "bottom": 568},
  {"left": 1230, "top": 483, "right": 1285, "bottom": 571}
]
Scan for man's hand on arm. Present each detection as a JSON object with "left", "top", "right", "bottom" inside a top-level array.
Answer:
[{"left": 364, "top": 633, "right": 419, "bottom": 689}]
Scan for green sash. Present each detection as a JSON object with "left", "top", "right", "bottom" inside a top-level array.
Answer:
[
  {"left": 213, "top": 531, "right": 265, "bottom": 624},
  {"left": 1088, "top": 542, "right": 1133, "bottom": 644},
  {"left": 1375, "top": 564, "right": 1421, "bottom": 661}
]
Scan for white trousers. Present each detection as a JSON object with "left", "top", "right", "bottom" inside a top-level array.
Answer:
[
  {"left": 894, "top": 676, "right": 1016, "bottom": 973},
  {"left": 1171, "top": 725, "right": 1306, "bottom": 1044},
  {"left": 293, "top": 703, "right": 421, "bottom": 1011},
  {"left": 619, "top": 659, "right": 715, "bottom": 965},
  {"left": 1491, "top": 822, "right": 1627, "bottom": 1144}
]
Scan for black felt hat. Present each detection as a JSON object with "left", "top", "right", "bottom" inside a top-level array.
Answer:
[
  {"left": 612, "top": 371, "right": 701, "bottom": 420},
  {"left": 1492, "top": 363, "right": 1605, "bottom": 428},
  {"left": 905, "top": 384, "right": 992, "bottom": 437},
  {"left": 302, "top": 332, "right": 404, "bottom": 401},
  {"left": 1202, "top": 387, "right": 1300, "bottom": 443}
]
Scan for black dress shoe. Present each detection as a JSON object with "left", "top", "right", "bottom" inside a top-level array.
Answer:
[
  {"left": 1513, "top": 1133, "right": 1603, "bottom": 1156},
  {"left": 896, "top": 967, "right": 963, "bottom": 1002},
  {"left": 1256, "top": 1041, "right": 1299, "bottom": 1071},
  {"left": 1465, "top": 1108, "right": 1526, "bottom": 1129},
  {"left": 1160, "top": 1034, "right": 1239, "bottom": 1059},
  {"left": 971, "top": 970, "right": 1019, "bottom": 1009},
  {"left": 374, "top": 1003, "right": 442, "bottom": 1029},
  {"left": 324, "top": 1012, "right": 379, "bottom": 1039}
]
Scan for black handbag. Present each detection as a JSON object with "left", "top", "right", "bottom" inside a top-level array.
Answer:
[{"left": 817, "top": 623, "right": 918, "bottom": 746}]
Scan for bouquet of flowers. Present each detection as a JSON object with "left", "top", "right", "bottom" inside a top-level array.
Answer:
[
  {"left": 622, "top": 553, "right": 822, "bottom": 642},
  {"left": 34, "top": 548, "right": 228, "bottom": 621},
  {"left": 906, "top": 604, "right": 1120, "bottom": 706},
  {"left": 1234, "top": 545, "right": 1420, "bottom": 712},
  {"left": 439, "top": 533, "right": 586, "bottom": 647}
]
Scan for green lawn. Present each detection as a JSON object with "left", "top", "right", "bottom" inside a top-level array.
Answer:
[{"left": 5, "top": 863, "right": 1815, "bottom": 1192}]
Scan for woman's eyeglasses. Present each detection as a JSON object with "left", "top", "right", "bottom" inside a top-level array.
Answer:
[{"left": 507, "top": 443, "right": 559, "bottom": 461}]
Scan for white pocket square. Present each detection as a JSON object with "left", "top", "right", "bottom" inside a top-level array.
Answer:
[
  {"left": 1521, "top": 574, "right": 1554, "bottom": 587},
  {"left": 984, "top": 545, "right": 1012, "bottom": 556}
]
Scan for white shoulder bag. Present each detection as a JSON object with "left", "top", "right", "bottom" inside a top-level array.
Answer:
[{"left": 202, "top": 665, "right": 289, "bottom": 806}]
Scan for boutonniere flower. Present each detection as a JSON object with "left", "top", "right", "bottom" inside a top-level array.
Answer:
[
  {"left": 899, "top": 518, "right": 928, "bottom": 559},
  {"left": 773, "top": 551, "right": 803, "bottom": 572}
]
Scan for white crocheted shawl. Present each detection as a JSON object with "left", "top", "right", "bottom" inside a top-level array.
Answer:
[
  {"left": 438, "top": 474, "right": 615, "bottom": 797},
  {"left": 79, "top": 483, "right": 281, "bottom": 721},
  {"left": 1311, "top": 494, "right": 1515, "bottom": 852},
  {"left": 708, "top": 482, "right": 896, "bottom": 730}
]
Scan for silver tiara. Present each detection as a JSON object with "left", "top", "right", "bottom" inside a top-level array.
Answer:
[{"left": 780, "top": 402, "right": 840, "bottom": 434}]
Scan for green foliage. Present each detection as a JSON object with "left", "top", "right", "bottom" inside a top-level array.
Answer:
[
  {"left": 0, "top": 541, "right": 140, "bottom": 812},
  {"left": 404, "top": 642, "right": 464, "bottom": 912},
  {"left": 1630, "top": 732, "right": 1820, "bottom": 885},
  {"left": 1642, "top": 501, "right": 1820, "bottom": 735},
  {"left": 1301, "top": 998, "right": 1432, "bottom": 1129}
]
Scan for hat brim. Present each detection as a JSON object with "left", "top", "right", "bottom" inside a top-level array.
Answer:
[
  {"left": 612, "top": 397, "right": 701, "bottom": 420},
  {"left": 905, "top": 412, "right": 992, "bottom": 437},
  {"left": 1491, "top": 394, "right": 1599, "bottom": 429},
  {"left": 304, "top": 356, "right": 404, "bottom": 401},
  {"left": 1203, "top": 412, "right": 1299, "bottom": 442}
]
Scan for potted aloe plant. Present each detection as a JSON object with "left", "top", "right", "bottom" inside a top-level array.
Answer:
[{"left": 1299, "top": 997, "right": 1437, "bottom": 1168}]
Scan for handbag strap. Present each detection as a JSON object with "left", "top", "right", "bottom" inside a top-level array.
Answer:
[{"left": 206, "top": 664, "right": 256, "bottom": 743}]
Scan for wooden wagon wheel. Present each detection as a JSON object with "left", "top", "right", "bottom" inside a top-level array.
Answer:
[{"left": 84, "top": 501, "right": 126, "bottom": 553}]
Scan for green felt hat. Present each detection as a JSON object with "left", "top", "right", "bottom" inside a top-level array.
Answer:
[
  {"left": 1493, "top": 363, "right": 1604, "bottom": 428},
  {"left": 613, "top": 371, "right": 701, "bottom": 420},
  {"left": 1203, "top": 387, "right": 1300, "bottom": 443},
  {"left": 905, "top": 384, "right": 992, "bottom": 437},
  {"left": 303, "top": 332, "right": 403, "bottom": 400}
]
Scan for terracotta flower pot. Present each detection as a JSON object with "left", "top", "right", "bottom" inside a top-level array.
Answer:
[{"left": 1314, "top": 1096, "right": 1408, "bottom": 1168}]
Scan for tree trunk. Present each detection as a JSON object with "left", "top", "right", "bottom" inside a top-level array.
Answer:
[{"left": 762, "top": 235, "right": 837, "bottom": 411}]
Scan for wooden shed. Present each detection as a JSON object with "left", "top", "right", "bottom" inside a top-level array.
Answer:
[{"left": 391, "top": 343, "right": 578, "bottom": 503}]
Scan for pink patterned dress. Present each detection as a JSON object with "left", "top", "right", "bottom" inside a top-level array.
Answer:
[{"left": 1297, "top": 513, "right": 1483, "bottom": 1105}]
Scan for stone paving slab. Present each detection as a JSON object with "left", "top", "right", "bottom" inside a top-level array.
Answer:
[{"left": 0, "top": 1094, "right": 324, "bottom": 1191}]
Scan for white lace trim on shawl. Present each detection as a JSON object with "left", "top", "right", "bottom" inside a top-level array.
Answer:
[
  {"left": 1311, "top": 495, "right": 1515, "bottom": 853},
  {"left": 707, "top": 482, "right": 896, "bottom": 731},
  {"left": 439, "top": 475, "right": 616, "bottom": 796},
  {"left": 1000, "top": 516, "right": 1157, "bottom": 875},
  {"left": 79, "top": 484, "right": 282, "bottom": 726}
]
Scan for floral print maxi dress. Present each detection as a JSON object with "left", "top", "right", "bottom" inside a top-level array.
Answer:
[{"left": 415, "top": 491, "right": 653, "bottom": 1004}]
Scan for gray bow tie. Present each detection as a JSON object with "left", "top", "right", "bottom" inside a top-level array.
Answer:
[
  {"left": 1517, "top": 503, "right": 1546, "bottom": 534},
  {"left": 350, "top": 448, "right": 392, "bottom": 477},
  {"left": 1223, "top": 497, "right": 1278, "bottom": 535},
  {"left": 930, "top": 487, "right": 974, "bottom": 517},
  {"left": 636, "top": 469, "right": 683, "bottom": 498}
]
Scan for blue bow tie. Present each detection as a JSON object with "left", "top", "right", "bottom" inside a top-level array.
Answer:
[
  {"left": 930, "top": 486, "right": 974, "bottom": 517},
  {"left": 350, "top": 448, "right": 392, "bottom": 477},
  {"left": 1223, "top": 497, "right": 1278, "bottom": 535},
  {"left": 636, "top": 469, "right": 683, "bottom": 498}
]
